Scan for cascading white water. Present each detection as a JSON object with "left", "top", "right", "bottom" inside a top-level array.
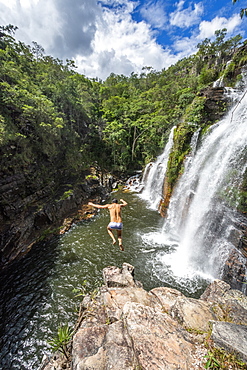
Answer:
[
  {"left": 138, "top": 127, "right": 176, "bottom": 210},
  {"left": 158, "top": 81, "right": 247, "bottom": 283},
  {"left": 140, "top": 78, "right": 247, "bottom": 293}
]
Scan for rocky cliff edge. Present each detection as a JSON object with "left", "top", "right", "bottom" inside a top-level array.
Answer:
[{"left": 42, "top": 263, "right": 247, "bottom": 370}]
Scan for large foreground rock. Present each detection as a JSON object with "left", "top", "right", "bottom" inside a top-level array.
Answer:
[
  {"left": 72, "top": 263, "right": 198, "bottom": 370},
  {"left": 42, "top": 263, "right": 247, "bottom": 370}
]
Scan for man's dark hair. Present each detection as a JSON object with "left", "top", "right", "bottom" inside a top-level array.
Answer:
[{"left": 112, "top": 198, "right": 118, "bottom": 203}]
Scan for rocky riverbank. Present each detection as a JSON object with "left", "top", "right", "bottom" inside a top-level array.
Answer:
[{"left": 42, "top": 263, "right": 247, "bottom": 370}]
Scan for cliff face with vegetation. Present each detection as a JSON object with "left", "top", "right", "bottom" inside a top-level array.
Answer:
[
  {"left": 159, "top": 41, "right": 247, "bottom": 216},
  {"left": 1, "top": 25, "right": 247, "bottom": 268},
  {"left": 0, "top": 26, "right": 110, "bottom": 267}
]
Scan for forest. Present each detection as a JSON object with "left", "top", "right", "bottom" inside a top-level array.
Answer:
[{"left": 0, "top": 24, "right": 247, "bottom": 215}]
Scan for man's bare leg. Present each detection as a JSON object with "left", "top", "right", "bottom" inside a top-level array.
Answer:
[
  {"left": 117, "top": 230, "right": 124, "bottom": 251},
  {"left": 107, "top": 227, "right": 116, "bottom": 245}
]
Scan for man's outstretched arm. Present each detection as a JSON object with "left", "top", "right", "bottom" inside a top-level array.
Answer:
[
  {"left": 120, "top": 199, "right": 127, "bottom": 206},
  {"left": 88, "top": 202, "right": 109, "bottom": 209}
]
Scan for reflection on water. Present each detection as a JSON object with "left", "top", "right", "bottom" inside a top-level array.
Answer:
[{"left": 0, "top": 192, "right": 209, "bottom": 369}]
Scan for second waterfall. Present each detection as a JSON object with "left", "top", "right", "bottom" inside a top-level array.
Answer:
[{"left": 139, "top": 82, "right": 247, "bottom": 293}]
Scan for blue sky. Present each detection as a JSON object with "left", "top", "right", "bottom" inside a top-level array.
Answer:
[{"left": 0, "top": 0, "right": 246, "bottom": 79}]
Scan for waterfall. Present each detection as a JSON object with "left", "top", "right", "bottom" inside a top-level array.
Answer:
[
  {"left": 138, "top": 127, "right": 176, "bottom": 210},
  {"left": 159, "top": 82, "right": 247, "bottom": 285}
]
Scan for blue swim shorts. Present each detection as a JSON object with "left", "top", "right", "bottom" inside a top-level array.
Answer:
[{"left": 108, "top": 222, "right": 123, "bottom": 230}]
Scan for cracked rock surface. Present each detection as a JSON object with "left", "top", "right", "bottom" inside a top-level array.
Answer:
[{"left": 42, "top": 263, "right": 247, "bottom": 370}]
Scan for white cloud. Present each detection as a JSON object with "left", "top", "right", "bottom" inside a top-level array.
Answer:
[
  {"left": 170, "top": 0, "right": 203, "bottom": 28},
  {"left": 0, "top": 0, "right": 99, "bottom": 58},
  {"left": 198, "top": 14, "right": 241, "bottom": 40},
  {"left": 173, "top": 36, "right": 197, "bottom": 55},
  {"left": 0, "top": 0, "right": 245, "bottom": 80},
  {"left": 76, "top": 4, "right": 177, "bottom": 79},
  {"left": 170, "top": 12, "right": 242, "bottom": 59},
  {"left": 140, "top": 1, "right": 168, "bottom": 30},
  {"left": 1, "top": 0, "right": 173, "bottom": 79}
]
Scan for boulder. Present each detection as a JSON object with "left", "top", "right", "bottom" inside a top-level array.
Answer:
[
  {"left": 71, "top": 264, "right": 212, "bottom": 369},
  {"left": 201, "top": 279, "right": 247, "bottom": 325},
  {"left": 150, "top": 286, "right": 184, "bottom": 311},
  {"left": 170, "top": 296, "right": 216, "bottom": 331},
  {"left": 102, "top": 262, "right": 143, "bottom": 288},
  {"left": 101, "top": 286, "right": 158, "bottom": 322},
  {"left": 123, "top": 301, "right": 195, "bottom": 369},
  {"left": 211, "top": 321, "right": 247, "bottom": 363}
]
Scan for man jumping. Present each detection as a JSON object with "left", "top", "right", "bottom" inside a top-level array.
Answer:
[{"left": 88, "top": 198, "right": 128, "bottom": 251}]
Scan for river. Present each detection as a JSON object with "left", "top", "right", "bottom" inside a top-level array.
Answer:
[{"left": 0, "top": 190, "right": 209, "bottom": 369}]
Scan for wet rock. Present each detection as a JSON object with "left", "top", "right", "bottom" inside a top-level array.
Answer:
[
  {"left": 222, "top": 249, "right": 247, "bottom": 291},
  {"left": 198, "top": 86, "right": 230, "bottom": 122},
  {"left": 200, "top": 279, "right": 231, "bottom": 301}
]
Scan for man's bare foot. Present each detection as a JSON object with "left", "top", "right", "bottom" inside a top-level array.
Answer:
[
  {"left": 119, "top": 245, "right": 124, "bottom": 251},
  {"left": 112, "top": 240, "right": 116, "bottom": 245}
]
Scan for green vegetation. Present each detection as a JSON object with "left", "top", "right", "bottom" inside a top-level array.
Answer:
[
  {"left": 238, "top": 169, "right": 247, "bottom": 213},
  {"left": 1, "top": 24, "right": 247, "bottom": 212},
  {"left": 203, "top": 324, "right": 247, "bottom": 369},
  {"left": 0, "top": 25, "right": 97, "bottom": 204},
  {"left": 59, "top": 189, "right": 74, "bottom": 201},
  {"left": 72, "top": 279, "right": 90, "bottom": 298},
  {"left": 185, "top": 326, "right": 206, "bottom": 335},
  {"left": 72, "top": 278, "right": 102, "bottom": 300},
  {"left": 48, "top": 323, "right": 73, "bottom": 360},
  {"left": 233, "top": 0, "right": 247, "bottom": 18},
  {"left": 85, "top": 174, "right": 98, "bottom": 181},
  {"left": 204, "top": 347, "right": 246, "bottom": 369},
  {"left": 204, "top": 351, "right": 220, "bottom": 369}
]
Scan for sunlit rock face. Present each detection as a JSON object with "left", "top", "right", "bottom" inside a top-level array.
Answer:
[{"left": 42, "top": 263, "right": 247, "bottom": 370}]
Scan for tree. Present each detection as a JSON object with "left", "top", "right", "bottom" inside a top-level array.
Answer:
[
  {"left": 0, "top": 24, "right": 18, "bottom": 35},
  {"left": 31, "top": 41, "right": 45, "bottom": 60},
  {"left": 233, "top": 0, "right": 247, "bottom": 18}
]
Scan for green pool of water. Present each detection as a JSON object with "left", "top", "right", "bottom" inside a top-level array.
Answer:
[{"left": 0, "top": 191, "right": 208, "bottom": 369}]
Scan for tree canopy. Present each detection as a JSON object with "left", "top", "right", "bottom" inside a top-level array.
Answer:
[{"left": 0, "top": 24, "right": 245, "bottom": 180}]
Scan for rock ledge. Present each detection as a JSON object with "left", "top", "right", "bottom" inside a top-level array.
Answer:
[{"left": 42, "top": 263, "right": 247, "bottom": 370}]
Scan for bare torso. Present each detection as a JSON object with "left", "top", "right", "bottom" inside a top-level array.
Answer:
[
  {"left": 88, "top": 199, "right": 127, "bottom": 250},
  {"left": 108, "top": 204, "right": 122, "bottom": 223}
]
